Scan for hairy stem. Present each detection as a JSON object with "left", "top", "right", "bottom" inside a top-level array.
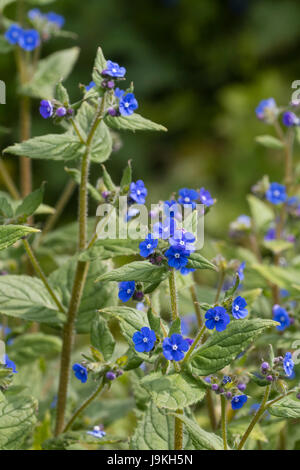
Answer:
[
  {"left": 189, "top": 272, "right": 202, "bottom": 327},
  {"left": 221, "top": 394, "right": 228, "bottom": 450},
  {"left": 182, "top": 324, "right": 206, "bottom": 364},
  {"left": 174, "top": 409, "right": 184, "bottom": 450},
  {"left": 22, "top": 239, "right": 65, "bottom": 314},
  {"left": 206, "top": 388, "right": 217, "bottom": 431},
  {"left": 63, "top": 381, "right": 106, "bottom": 433},
  {"left": 19, "top": 95, "right": 32, "bottom": 197},
  {"left": 237, "top": 385, "right": 271, "bottom": 450},
  {"left": 169, "top": 269, "right": 179, "bottom": 321},
  {"left": 215, "top": 268, "right": 225, "bottom": 303}
]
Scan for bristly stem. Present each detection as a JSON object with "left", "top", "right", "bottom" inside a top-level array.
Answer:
[
  {"left": 55, "top": 97, "right": 107, "bottom": 436},
  {"left": 169, "top": 269, "right": 179, "bottom": 321},
  {"left": 237, "top": 384, "right": 271, "bottom": 450},
  {"left": 206, "top": 388, "right": 217, "bottom": 431},
  {"left": 221, "top": 394, "right": 228, "bottom": 450},
  {"left": 182, "top": 324, "right": 206, "bottom": 364},
  {"left": 22, "top": 239, "right": 65, "bottom": 314},
  {"left": 215, "top": 268, "right": 225, "bottom": 303},
  {"left": 174, "top": 409, "right": 184, "bottom": 450},
  {"left": 63, "top": 381, "right": 106, "bottom": 433},
  {"left": 190, "top": 271, "right": 202, "bottom": 327}
]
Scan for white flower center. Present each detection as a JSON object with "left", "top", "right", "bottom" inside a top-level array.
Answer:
[
  {"left": 235, "top": 305, "right": 239, "bottom": 311},
  {"left": 172, "top": 345, "right": 178, "bottom": 351},
  {"left": 112, "top": 68, "right": 117, "bottom": 73},
  {"left": 80, "top": 369, "right": 84, "bottom": 374},
  {"left": 280, "top": 316, "right": 286, "bottom": 322},
  {"left": 214, "top": 315, "right": 220, "bottom": 322},
  {"left": 234, "top": 397, "right": 239, "bottom": 402},
  {"left": 143, "top": 337, "right": 148, "bottom": 343},
  {"left": 175, "top": 253, "right": 180, "bottom": 258},
  {"left": 180, "top": 240, "right": 184, "bottom": 245},
  {"left": 202, "top": 195, "right": 206, "bottom": 201},
  {"left": 137, "top": 190, "right": 141, "bottom": 195},
  {"left": 286, "top": 361, "right": 290, "bottom": 367},
  {"left": 184, "top": 197, "right": 190, "bottom": 202},
  {"left": 274, "top": 190, "right": 280, "bottom": 197},
  {"left": 94, "top": 426, "right": 100, "bottom": 432},
  {"left": 125, "top": 102, "right": 130, "bottom": 108},
  {"left": 127, "top": 289, "right": 132, "bottom": 294},
  {"left": 147, "top": 244, "right": 151, "bottom": 249}
]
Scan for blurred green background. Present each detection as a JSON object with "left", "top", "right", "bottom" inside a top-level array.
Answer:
[{"left": 1, "top": 0, "right": 300, "bottom": 237}]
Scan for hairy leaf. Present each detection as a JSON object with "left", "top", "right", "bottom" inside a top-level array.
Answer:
[
  {"left": 91, "top": 314, "right": 115, "bottom": 360},
  {"left": 8, "top": 333, "right": 62, "bottom": 365},
  {"left": 186, "top": 252, "right": 216, "bottom": 271},
  {"left": 171, "top": 413, "right": 223, "bottom": 450},
  {"left": 0, "top": 395, "right": 37, "bottom": 450},
  {"left": 97, "top": 261, "right": 169, "bottom": 283},
  {"left": 269, "top": 397, "right": 300, "bottom": 419},
  {"left": 105, "top": 113, "right": 167, "bottom": 132},
  {"left": 0, "top": 225, "right": 39, "bottom": 251}
]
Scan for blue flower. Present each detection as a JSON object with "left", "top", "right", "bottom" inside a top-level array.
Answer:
[
  {"left": 266, "top": 183, "right": 287, "bottom": 205},
  {"left": 178, "top": 188, "right": 198, "bottom": 209},
  {"left": 199, "top": 188, "right": 214, "bottom": 207},
  {"left": 4, "top": 355, "right": 17, "bottom": 373},
  {"left": 46, "top": 12, "right": 65, "bottom": 28},
  {"left": 237, "top": 261, "right": 246, "bottom": 282},
  {"left": 164, "top": 200, "right": 180, "bottom": 218},
  {"left": 272, "top": 305, "right": 290, "bottom": 331},
  {"left": 282, "top": 111, "right": 300, "bottom": 127},
  {"left": 19, "top": 29, "right": 40, "bottom": 51},
  {"left": 205, "top": 306, "right": 230, "bottom": 332},
  {"left": 118, "top": 281, "right": 135, "bottom": 302},
  {"left": 255, "top": 98, "right": 277, "bottom": 123},
  {"left": 115, "top": 87, "right": 125, "bottom": 99},
  {"left": 162, "top": 334, "right": 189, "bottom": 361},
  {"left": 72, "top": 363, "right": 88, "bottom": 383},
  {"left": 129, "top": 180, "right": 147, "bottom": 204},
  {"left": 231, "top": 394, "right": 248, "bottom": 410},
  {"left": 169, "top": 230, "right": 195, "bottom": 252},
  {"left": 139, "top": 234, "right": 158, "bottom": 258},
  {"left": 232, "top": 296, "right": 248, "bottom": 319},
  {"left": 165, "top": 245, "right": 191, "bottom": 270},
  {"left": 39, "top": 100, "right": 53, "bottom": 119},
  {"left": 87, "top": 425, "right": 106, "bottom": 439},
  {"left": 103, "top": 60, "right": 126, "bottom": 78},
  {"left": 180, "top": 267, "right": 195, "bottom": 275},
  {"left": 86, "top": 81, "right": 96, "bottom": 92},
  {"left": 222, "top": 375, "right": 232, "bottom": 385},
  {"left": 132, "top": 327, "right": 156, "bottom": 353},
  {"left": 28, "top": 9, "right": 42, "bottom": 20},
  {"left": 153, "top": 217, "right": 176, "bottom": 239},
  {"left": 119, "top": 92, "right": 138, "bottom": 116},
  {"left": 5, "top": 24, "right": 23, "bottom": 45},
  {"left": 264, "top": 227, "right": 276, "bottom": 241},
  {"left": 283, "top": 352, "right": 294, "bottom": 377}
]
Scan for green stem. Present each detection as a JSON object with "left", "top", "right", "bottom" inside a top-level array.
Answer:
[
  {"left": 206, "top": 388, "right": 217, "bottom": 431},
  {"left": 169, "top": 269, "right": 179, "bottom": 321},
  {"left": 70, "top": 118, "right": 86, "bottom": 145},
  {"left": 182, "top": 324, "right": 206, "bottom": 364},
  {"left": 22, "top": 239, "right": 65, "bottom": 314},
  {"left": 265, "top": 389, "right": 296, "bottom": 408},
  {"left": 221, "top": 394, "right": 228, "bottom": 450},
  {"left": 174, "top": 409, "right": 183, "bottom": 450},
  {"left": 63, "top": 381, "right": 106, "bottom": 433},
  {"left": 55, "top": 97, "right": 107, "bottom": 436},
  {"left": 215, "top": 268, "right": 225, "bottom": 303},
  {"left": 237, "top": 385, "right": 271, "bottom": 450},
  {"left": 189, "top": 272, "right": 202, "bottom": 328}
]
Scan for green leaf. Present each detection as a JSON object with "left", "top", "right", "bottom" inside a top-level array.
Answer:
[
  {"left": 120, "top": 160, "right": 132, "bottom": 193},
  {"left": 189, "top": 319, "right": 278, "bottom": 376},
  {"left": 263, "top": 239, "right": 293, "bottom": 254},
  {"left": 0, "top": 275, "right": 65, "bottom": 325},
  {"left": 105, "top": 113, "right": 167, "bottom": 132},
  {"left": 55, "top": 81, "right": 69, "bottom": 106},
  {"left": 101, "top": 164, "right": 116, "bottom": 191},
  {"left": 4, "top": 133, "right": 84, "bottom": 161},
  {"left": 80, "top": 238, "right": 139, "bottom": 261},
  {"left": 21, "top": 47, "right": 80, "bottom": 99},
  {"left": 269, "top": 397, "right": 300, "bottom": 419},
  {"left": 100, "top": 306, "right": 149, "bottom": 343},
  {"left": 73, "top": 102, "right": 112, "bottom": 163},
  {"left": 141, "top": 372, "right": 206, "bottom": 410},
  {"left": 147, "top": 309, "right": 162, "bottom": 336},
  {"left": 255, "top": 135, "right": 284, "bottom": 149},
  {"left": 0, "top": 196, "right": 14, "bottom": 218},
  {"left": 0, "top": 395, "right": 37, "bottom": 450},
  {"left": 92, "top": 47, "right": 107, "bottom": 87},
  {"left": 171, "top": 413, "right": 223, "bottom": 450},
  {"left": 247, "top": 194, "right": 274, "bottom": 230},
  {"left": 7, "top": 333, "right": 62, "bottom": 365},
  {"left": 169, "top": 317, "right": 181, "bottom": 336},
  {"left": 0, "top": 0, "right": 15, "bottom": 11},
  {"left": 251, "top": 263, "right": 300, "bottom": 292},
  {"left": 91, "top": 314, "right": 115, "bottom": 361},
  {"left": 0, "top": 35, "right": 13, "bottom": 53},
  {"left": 0, "top": 225, "right": 40, "bottom": 251},
  {"left": 96, "top": 260, "right": 169, "bottom": 283},
  {"left": 186, "top": 252, "right": 217, "bottom": 271},
  {"left": 16, "top": 183, "right": 45, "bottom": 218}
]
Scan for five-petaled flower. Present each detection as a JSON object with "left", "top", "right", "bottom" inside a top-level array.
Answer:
[
  {"left": 139, "top": 234, "right": 158, "bottom": 258},
  {"left": 104, "top": 60, "right": 126, "bottom": 78},
  {"left": 4, "top": 355, "right": 17, "bottom": 373},
  {"left": 198, "top": 188, "right": 214, "bottom": 207},
  {"left": 162, "top": 334, "right": 189, "bottom": 361},
  {"left": 119, "top": 92, "right": 138, "bottom": 116},
  {"left": 132, "top": 327, "right": 156, "bottom": 353},
  {"left": 118, "top": 281, "right": 135, "bottom": 302},
  {"left": 165, "top": 244, "right": 191, "bottom": 270},
  {"left": 72, "top": 363, "right": 88, "bottom": 383},
  {"left": 232, "top": 296, "right": 248, "bottom": 319},
  {"left": 272, "top": 305, "right": 290, "bottom": 331},
  {"left": 129, "top": 180, "right": 147, "bottom": 204},
  {"left": 266, "top": 183, "right": 287, "bottom": 205},
  {"left": 205, "top": 306, "right": 230, "bottom": 332},
  {"left": 283, "top": 352, "right": 294, "bottom": 377},
  {"left": 87, "top": 425, "right": 106, "bottom": 439},
  {"left": 5, "top": 24, "right": 23, "bottom": 45},
  {"left": 39, "top": 100, "right": 53, "bottom": 119},
  {"left": 178, "top": 188, "right": 198, "bottom": 209},
  {"left": 18, "top": 29, "right": 40, "bottom": 51},
  {"left": 169, "top": 230, "right": 195, "bottom": 252},
  {"left": 231, "top": 394, "right": 248, "bottom": 410}
]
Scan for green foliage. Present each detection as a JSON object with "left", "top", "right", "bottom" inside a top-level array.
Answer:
[
  {"left": 97, "top": 261, "right": 169, "bottom": 283},
  {"left": 0, "top": 225, "right": 40, "bottom": 251},
  {"left": 91, "top": 314, "right": 115, "bottom": 361},
  {"left": 255, "top": 135, "right": 284, "bottom": 149},
  {"left": 100, "top": 306, "right": 149, "bottom": 343},
  {"left": 105, "top": 113, "right": 167, "bottom": 133},
  {"left": 7, "top": 333, "right": 62, "bottom": 365},
  {"left": 269, "top": 398, "right": 300, "bottom": 419},
  {"left": 171, "top": 413, "right": 224, "bottom": 450}
]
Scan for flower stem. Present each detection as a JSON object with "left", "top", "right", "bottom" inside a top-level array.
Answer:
[
  {"left": 169, "top": 269, "right": 179, "bottom": 321},
  {"left": 174, "top": 409, "right": 184, "bottom": 450},
  {"left": 215, "top": 268, "right": 225, "bottom": 303},
  {"left": 206, "top": 388, "right": 217, "bottom": 431},
  {"left": 190, "top": 272, "right": 202, "bottom": 328},
  {"left": 237, "top": 384, "right": 271, "bottom": 450},
  {"left": 19, "top": 95, "right": 32, "bottom": 198},
  {"left": 221, "top": 394, "right": 228, "bottom": 450},
  {"left": 55, "top": 98, "right": 106, "bottom": 436},
  {"left": 63, "top": 381, "right": 106, "bottom": 433},
  {"left": 22, "top": 239, "right": 65, "bottom": 314},
  {"left": 182, "top": 324, "right": 206, "bottom": 364}
]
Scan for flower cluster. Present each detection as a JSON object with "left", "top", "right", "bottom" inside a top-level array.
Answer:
[
  {"left": 258, "top": 352, "right": 295, "bottom": 382},
  {"left": 5, "top": 24, "right": 40, "bottom": 51},
  {"left": 28, "top": 9, "right": 65, "bottom": 29},
  {"left": 208, "top": 374, "right": 248, "bottom": 410},
  {"left": 39, "top": 100, "right": 73, "bottom": 120},
  {"left": 118, "top": 281, "right": 144, "bottom": 303},
  {"left": 205, "top": 295, "right": 248, "bottom": 332}
]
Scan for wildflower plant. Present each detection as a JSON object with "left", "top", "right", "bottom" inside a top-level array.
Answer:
[{"left": 0, "top": 0, "right": 298, "bottom": 454}]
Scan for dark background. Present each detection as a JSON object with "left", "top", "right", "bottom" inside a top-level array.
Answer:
[{"left": 1, "top": 0, "right": 300, "bottom": 236}]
